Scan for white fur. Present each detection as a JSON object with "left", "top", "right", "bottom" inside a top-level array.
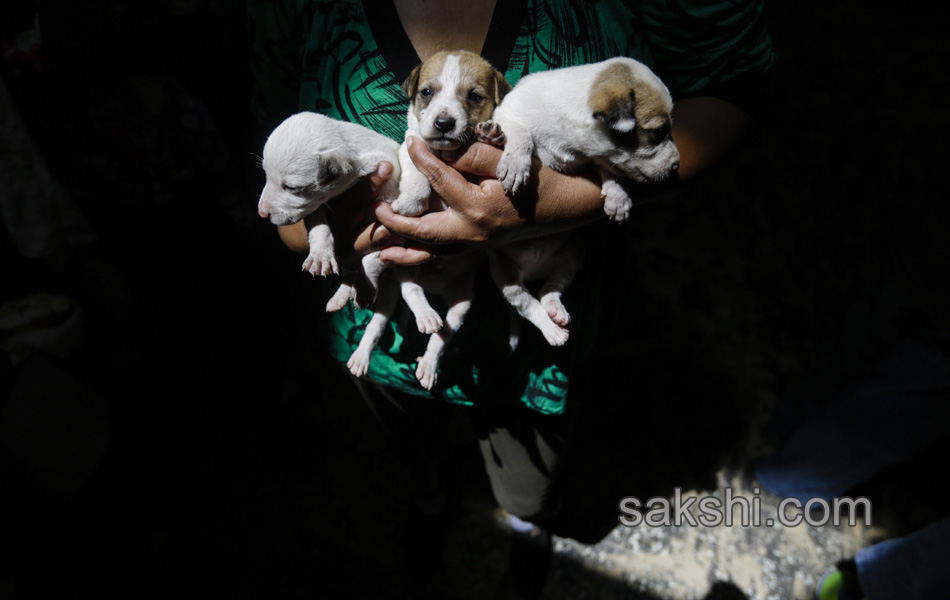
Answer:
[
  {"left": 258, "top": 112, "right": 401, "bottom": 277},
  {"left": 488, "top": 57, "right": 680, "bottom": 198},
  {"left": 477, "top": 57, "right": 681, "bottom": 347}
]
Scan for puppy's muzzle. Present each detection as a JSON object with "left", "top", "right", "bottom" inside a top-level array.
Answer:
[{"left": 434, "top": 113, "right": 456, "bottom": 133}]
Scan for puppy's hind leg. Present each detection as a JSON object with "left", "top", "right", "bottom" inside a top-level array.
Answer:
[
  {"left": 397, "top": 268, "right": 443, "bottom": 334},
  {"left": 539, "top": 236, "right": 584, "bottom": 328},
  {"left": 415, "top": 292, "right": 473, "bottom": 391},
  {"left": 348, "top": 251, "right": 387, "bottom": 308},
  {"left": 326, "top": 281, "right": 355, "bottom": 312},
  {"left": 489, "top": 251, "right": 568, "bottom": 347},
  {"left": 347, "top": 274, "right": 398, "bottom": 378}
]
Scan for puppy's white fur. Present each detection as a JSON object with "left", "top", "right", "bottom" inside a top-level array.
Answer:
[
  {"left": 258, "top": 112, "right": 400, "bottom": 281},
  {"left": 352, "top": 50, "right": 509, "bottom": 389},
  {"left": 391, "top": 50, "right": 511, "bottom": 216},
  {"left": 477, "top": 57, "right": 681, "bottom": 347}
]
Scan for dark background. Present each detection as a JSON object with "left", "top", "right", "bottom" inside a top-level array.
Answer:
[{"left": 1, "top": 1, "right": 948, "bottom": 598}]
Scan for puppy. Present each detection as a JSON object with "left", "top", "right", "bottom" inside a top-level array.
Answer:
[
  {"left": 391, "top": 50, "right": 511, "bottom": 216},
  {"left": 349, "top": 50, "right": 510, "bottom": 389},
  {"left": 258, "top": 112, "right": 400, "bottom": 309},
  {"left": 475, "top": 56, "right": 681, "bottom": 346}
]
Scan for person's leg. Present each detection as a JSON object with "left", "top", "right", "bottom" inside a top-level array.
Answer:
[
  {"left": 471, "top": 405, "right": 574, "bottom": 599},
  {"left": 756, "top": 334, "right": 950, "bottom": 502},
  {"left": 472, "top": 405, "right": 569, "bottom": 523},
  {"left": 854, "top": 516, "right": 950, "bottom": 599},
  {"left": 350, "top": 378, "right": 453, "bottom": 579},
  {"left": 351, "top": 377, "right": 451, "bottom": 494}
]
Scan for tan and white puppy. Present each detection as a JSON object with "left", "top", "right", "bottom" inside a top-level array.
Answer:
[
  {"left": 391, "top": 50, "right": 511, "bottom": 216},
  {"left": 476, "top": 57, "right": 681, "bottom": 347},
  {"left": 258, "top": 111, "right": 400, "bottom": 295},
  {"left": 345, "top": 50, "right": 509, "bottom": 389},
  {"left": 481, "top": 56, "right": 680, "bottom": 221}
]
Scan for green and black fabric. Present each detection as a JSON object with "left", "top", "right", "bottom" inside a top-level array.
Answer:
[{"left": 247, "top": 0, "right": 775, "bottom": 414}]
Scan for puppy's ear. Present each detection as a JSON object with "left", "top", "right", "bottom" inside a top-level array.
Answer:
[
  {"left": 591, "top": 88, "right": 637, "bottom": 133},
  {"left": 313, "top": 151, "right": 353, "bottom": 186},
  {"left": 491, "top": 68, "right": 513, "bottom": 106},
  {"left": 400, "top": 65, "right": 422, "bottom": 99}
]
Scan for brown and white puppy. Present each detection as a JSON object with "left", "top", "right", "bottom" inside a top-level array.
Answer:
[
  {"left": 348, "top": 51, "right": 510, "bottom": 389},
  {"left": 475, "top": 57, "right": 681, "bottom": 347},
  {"left": 390, "top": 50, "right": 511, "bottom": 216}
]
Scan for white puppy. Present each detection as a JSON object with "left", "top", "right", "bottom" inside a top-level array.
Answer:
[
  {"left": 475, "top": 56, "right": 681, "bottom": 347},
  {"left": 258, "top": 112, "right": 400, "bottom": 276}
]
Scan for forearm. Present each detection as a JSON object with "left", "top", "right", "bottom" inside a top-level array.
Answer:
[
  {"left": 278, "top": 222, "right": 309, "bottom": 254},
  {"left": 477, "top": 96, "right": 755, "bottom": 232}
]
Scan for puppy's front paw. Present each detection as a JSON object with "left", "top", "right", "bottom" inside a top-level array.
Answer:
[
  {"left": 415, "top": 307, "right": 444, "bottom": 335},
  {"left": 541, "top": 293, "right": 571, "bottom": 328},
  {"left": 302, "top": 248, "right": 339, "bottom": 277},
  {"left": 415, "top": 355, "right": 439, "bottom": 390},
  {"left": 390, "top": 191, "right": 428, "bottom": 217},
  {"left": 602, "top": 180, "right": 632, "bottom": 223},
  {"left": 476, "top": 120, "right": 506, "bottom": 147},
  {"left": 347, "top": 349, "right": 372, "bottom": 378},
  {"left": 496, "top": 150, "right": 532, "bottom": 195}
]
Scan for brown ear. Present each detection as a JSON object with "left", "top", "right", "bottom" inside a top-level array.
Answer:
[
  {"left": 491, "top": 68, "right": 513, "bottom": 106},
  {"left": 591, "top": 88, "right": 638, "bottom": 132},
  {"left": 400, "top": 65, "right": 421, "bottom": 98}
]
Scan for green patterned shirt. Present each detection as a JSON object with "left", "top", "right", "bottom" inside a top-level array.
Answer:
[{"left": 247, "top": 0, "right": 775, "bottom": 414}]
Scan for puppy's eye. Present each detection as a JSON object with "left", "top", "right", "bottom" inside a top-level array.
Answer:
[
  {"left": 282, "top": 183, "right": 300, "bottom": 192},
  {"left": 467, "top": 91, "right": 484, "bottom": 102},
  {"left": 420, "top": 88, "right": 432, "bottom": 98}
]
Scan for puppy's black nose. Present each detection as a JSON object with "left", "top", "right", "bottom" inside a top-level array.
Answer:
[{"left": 434, "top": 114, "right": 456, "bottom": 133}]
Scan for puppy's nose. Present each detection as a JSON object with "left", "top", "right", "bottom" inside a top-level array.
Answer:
[
  {"left": 258, "top": 199, "right": 270, "bottom": 219},
  {"left": 434, "top": 114, "right": 456, "bottom": 133}
]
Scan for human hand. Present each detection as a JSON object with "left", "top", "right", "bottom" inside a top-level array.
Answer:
[{"left": 373, "top": 136, "right": 606, "bottom": 265}]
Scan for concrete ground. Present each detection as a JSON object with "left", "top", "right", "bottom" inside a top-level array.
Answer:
[{"left": 2, "top": 0, "right": 949, "bottom": 599}]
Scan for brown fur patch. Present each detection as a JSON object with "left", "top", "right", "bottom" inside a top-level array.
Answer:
[
  {"left": 403, "top": 50, "right": 511, "bottom": 129},
  {"left": 589, "top": 62, "right": 669, "bottom": 128}
]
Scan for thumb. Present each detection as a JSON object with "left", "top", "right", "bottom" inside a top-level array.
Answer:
[
  {"left": 406, "top": 136, "right": 473, "bottom": 199},
  {"left": 368, "top": 160, "right": 394, "bottom": 196}
]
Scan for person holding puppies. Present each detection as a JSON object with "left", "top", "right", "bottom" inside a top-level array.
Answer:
[{"left": 248, "top": 0, "right": 775, "bottom": 595}]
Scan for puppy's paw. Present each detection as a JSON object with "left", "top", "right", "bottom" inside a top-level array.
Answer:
[
  {"left": 347, "top": 350, "right": 372, "bottom": 378},
  {"left": 496, "top": 150, "right": 532, "bottom": 195},
  {"left": 541, "top": 294, "right": 571, "bottom": 328},
  {"left": 390, "top": 192, "right": 428, "bottom": 217},
  {"left": 540, "top": 320, "right": 570, "bottom": 347},
  {"left": 602, "top": 180, "right": 632, "bottom": 223},
  {"left": 476, "top": 120, "right": 506, "bottom": 147},
  {"left": 415, "top": 355, "right": 439, "bottom": 391},
  {"left": 415, "top": 307, "right": 444, "bottom": 335},
  {"left": 302, "top": 249, "right": 339, "bottom": 277},
  {"left": 326, "top": 284, "right": 355, "bottom": 312}
]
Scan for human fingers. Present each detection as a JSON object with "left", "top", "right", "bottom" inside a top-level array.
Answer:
[
  {"left": 378, "top": 245, "right": 434, "bottom": 265},
  {"left": 367, "top": 160, "right": 394, "bottom": 197},
  {"left": 443, "top": 141, "right": 504, "bottom": 179},
  {"left": 374, "top": 202, "right": 486, "bottom": 245},
  {"left": 405, "top": 136, "right": 483, "bottom": 202}
]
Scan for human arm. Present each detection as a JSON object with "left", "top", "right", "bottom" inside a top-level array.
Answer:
[{"left": 374, "top": 95, "right": 755, "bottom": 264}]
